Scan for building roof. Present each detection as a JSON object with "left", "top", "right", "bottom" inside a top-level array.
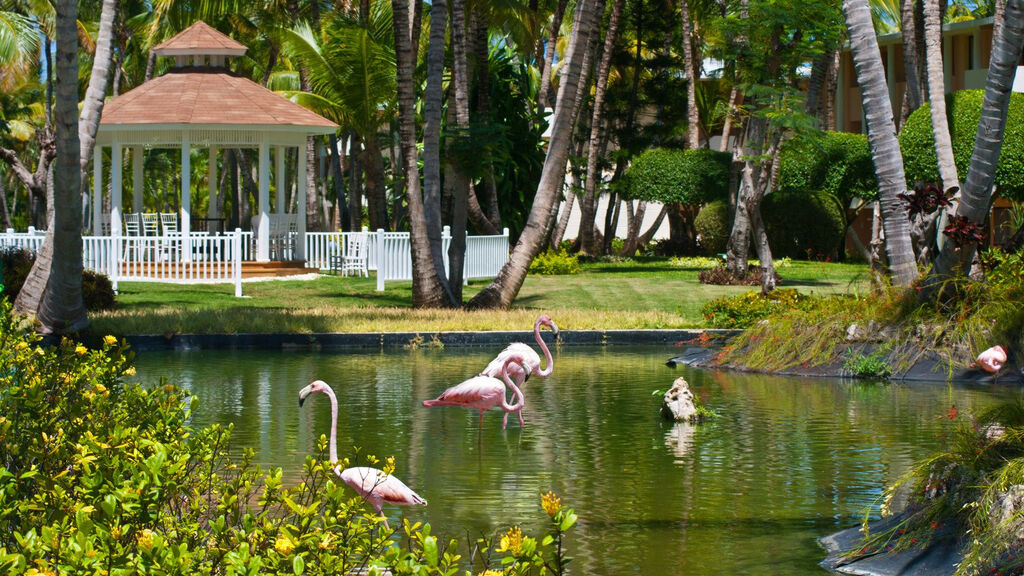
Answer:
[
  {"left": 99, "top": 67, "right": 338, "bottom": 132},
  {"left": 152, "top": 21, "right": 247, "bottom": 57}
]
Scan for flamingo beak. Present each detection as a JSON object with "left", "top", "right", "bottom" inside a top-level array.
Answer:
[
  {"left": 298, "top": 384, "right": 314, "bottom": 407},
  {"left": 549, "top": 320, "right": 560, "bottom": 338}
]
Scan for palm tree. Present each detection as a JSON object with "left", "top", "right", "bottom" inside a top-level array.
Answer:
[
  {"left": 842, "top": 0, "right": 918, "bottom": 287},
  {"left": 79, "top": 0, "right": 118, "bottom": 232},
  {"left": 469, "top": 0, "right": 603, "bottom": 310},
  {"left": 928, "top": 0, "right": 1024, "bottom": 283},
  {"left": 14, "top": 0, "right": 86, "bottom": 333}
]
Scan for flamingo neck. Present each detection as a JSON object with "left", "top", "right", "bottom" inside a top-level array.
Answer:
[
  {"left": 324, "top": 386, "right": 339, "bottom": 465},
  {"left": 534, "top": 319, "right": 554, "bottom": 377},
  {"left": 500, "top": 357, "right": 526, "bottom": 412}
]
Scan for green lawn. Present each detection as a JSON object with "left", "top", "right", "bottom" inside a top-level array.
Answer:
[{"left": 88, "top": 258, "right": 872, "bottom": 335}]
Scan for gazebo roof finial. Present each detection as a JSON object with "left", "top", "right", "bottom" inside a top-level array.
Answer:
[{"left": 152, "top": 21, "right": 247, "bottom": 59}]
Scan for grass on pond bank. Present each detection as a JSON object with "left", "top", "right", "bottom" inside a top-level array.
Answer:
[{"left": 87, "top": 258, "right": 871, "bottom": 336}]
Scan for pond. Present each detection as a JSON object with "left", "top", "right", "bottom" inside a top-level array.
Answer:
[{"left": 133, "top": 345, "right": 1021, "bottom": 575}]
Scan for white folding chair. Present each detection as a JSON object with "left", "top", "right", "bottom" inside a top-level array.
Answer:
[{"left": 123, "top": 213, "right": 142, "bottom": 261}]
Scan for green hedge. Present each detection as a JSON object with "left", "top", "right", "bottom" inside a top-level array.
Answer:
[
  {"left": 763, "top": 191, "right": 846, "bottom": 260},
  {"left": 694, "top": 200, "right": 731, "bottom": 255},
  {"left": 777, "top": 131, "right": 877, "bottom": 204},
  {"left": 900, "top": 89, "right": 1024, "bottom": 201},
  {"left": 623, "top": 148, "right": 732, "bottom": 205}
]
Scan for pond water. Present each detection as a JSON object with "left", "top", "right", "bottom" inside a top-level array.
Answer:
[{"left": 133, "top": 345, "right": 1022, "bottom": 575}]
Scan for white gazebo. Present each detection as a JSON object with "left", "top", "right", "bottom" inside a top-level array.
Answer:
[{"left": 95, "top": 21, "right": 338, "bottom": 262}]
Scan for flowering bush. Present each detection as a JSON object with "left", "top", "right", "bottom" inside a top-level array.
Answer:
[
  {"left": 0, "top": 300, "right": 577, "bottom": 575},
  {"left": 529, "top": 248, "right": 581, "bottom": 275},
  {"left": 701, "top": 289, "right": 813, "bottom": 328}
]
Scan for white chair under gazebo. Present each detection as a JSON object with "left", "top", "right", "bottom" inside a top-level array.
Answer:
[{"left": 94, "top": 20, "right": 338, "bottom": 264}]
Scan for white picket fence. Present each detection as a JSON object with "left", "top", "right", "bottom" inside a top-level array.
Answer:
[{"left": 1, "top": 226, "right": 510, "bottom": 296}]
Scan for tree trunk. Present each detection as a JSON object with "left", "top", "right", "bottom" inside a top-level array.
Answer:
[
  {"left": 447, "top": 0, "right": 473, "bottom": 298},
  {"left": 0, "top": 173, "right": 10, "bottom": 230},
  {"left": 78, "top": 0, "right": 118, "bottom": 233},
  {"left": 842, "top": 0, "right": 918, "bottom": 287},
  {"left": 393, "top": 0, "right": 452, "bottom": 307},
  {"left": 15, "top": 0, "right": 87, "bottom": 333},
  {"left": 726, "top": 117, "right": 764, "bottom": 276},
  {"left": 720, "top": 86, "right": 740, "bottom": 152},
  {"left": 899, "top": 0, "right": 924, "bottom": 124},
  {"left": 923, "top": 0, "right": 958, "bottom": 193},
  {"left": 579, "top": 0, "right": 624, "bottom": 255},
  {"left": 329, "top": 134, "right": 347, "bottom": 231},
  {"left": 823, "top": 51, "right": 840, "bottom": 130},
  {"left": 926, "top": 0, "right": 1024, "bottom": 285},
  {"left": 349, "top": 133, "right": 364, "bottom": 231},
  {"left": 0, "top": 131, "right": 54, "bottom": 232},
  {"left": 537, "top": 0, "right": 570, "bottom": 116},
  {"left": 468, "top": 0, "right": 602, "bottom": 309},
  {"left": 362, "top": 134, "right": 388, "bottom": 231},
  {"left": 680, "top": 0, "right": 701, "bottom": 148}
]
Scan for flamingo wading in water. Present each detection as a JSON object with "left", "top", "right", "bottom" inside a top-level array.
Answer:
[
  {"left": 299, "top": 380, "right": 426, "bottom": 529},
  {"left": 423, "top": 353, "right": 528, "bottom": 429},
  {"left": 477, "top": 314, "right": 558, "bottom": 426},
  {"left": 974, "top": 345, "right": 1008, "bottom": 374}
]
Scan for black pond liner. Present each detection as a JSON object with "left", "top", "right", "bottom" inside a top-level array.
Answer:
[{"left": 818, "top": 511, "right": 961, "bottom": 576}]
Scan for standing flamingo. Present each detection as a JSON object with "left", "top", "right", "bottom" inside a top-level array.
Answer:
[
  {"left": 481, "top": 314, "right": 559, "bottom": 385},
  {"left": 973, "top": 345, "right": 1008, "bottom": 374},
  {"left": 299, "top": 380, "right": 426, "bottom": 529},
  {"left": 422, "top": 353, "right": 528, "bottom": 429}
]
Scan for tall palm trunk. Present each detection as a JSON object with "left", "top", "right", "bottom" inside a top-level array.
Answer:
[
  {"left": 394, "top": 0, "right": 452, "bottom": 308},
  {"left": 445, "top": 0, "right": 473, "bottom": 297},
  {"left": 537, "top": 0, "right": 570, "bottom": 117},
  {"left": 899, "top": 0, "right": 923, "bottom": 125},
  {"left": 78, "top": 0, "right": 118, "bottom": 231},
  {"left": 680, "top": 0, "right": 701, "bottom": 148},
  {"left": 579, "top": 0, "right": 624, "bottom": 255},
  {"left": 842, "top": 0, "right": 918, "bottom": 287},
  {"left": 719, "top": 87, "right": 740, "bottom": 152},
  {"left": 469, "top": 0, "right": 603, "bottom": 310},
  {"left": 927, "top": 0, "right": 1024, "bottom": 284},
  {"left": 15, "top": 0, "right": 86, "bottom": 333},
  {"left": 923, "top": 0, "right": 958, "bottom": 192}
]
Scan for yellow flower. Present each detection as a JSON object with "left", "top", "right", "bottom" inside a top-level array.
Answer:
[
  {"left": 541, "top": 491, "right": 562, "bottom": 518},
  {"left": 75, "top": 345, "right": 87, "bottom": 356},
  {"left": 496, "top": 526, "right": 523, "bottom": 557},
  {"left": 136, "top": 529, "right": 153, "bottom": 550},
  {"left": 110, "top": 525, "right": 122, "bottom": 540},
  {"left": 318, "top": 533, "right": 334, "bottom": 550},
  {"left": 16, "top": 342, "right": 28, "bottom": 351},
  {"left": 274, "top": 536, "right": 295, "bottom": 555},
  {"left": 478, "top": 571, "right": 504, "bottom": 576},
  {"left": 124, "top": 366, "right": 136, "bottom": 376},
  {"left": 104, "top": 335, "right": 117, "bottom": 346},
  {"left": 94, "top": 384, "right": 108, "bottom": 396}
]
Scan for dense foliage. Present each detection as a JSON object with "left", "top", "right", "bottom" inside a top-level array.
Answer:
[
  {"left": 694, "top": 200, "right": 731, "bottom": 256},
  {"left": 1, "top": 247, "right": 115, "bottom": 311},
  {"left": 900, "top": 90, "right": 1024, "bottom": 201},
  {"left": 762, "top": 191, "right": 846, "bottom": 260},
  {"left": 622, "top": 148, "right": 731, "bottom": 205},
  {"left": 0, "top": 301, "right": 577, "bottom": 575},
  {"left": 701, "top": 289, "right": 813, "bottom": 328},
  {"left": 528, "top": 248, "right": 582, "bottom": 275},
  {"left": 777, "top": 131, "right": 878, "bottom": 204}
]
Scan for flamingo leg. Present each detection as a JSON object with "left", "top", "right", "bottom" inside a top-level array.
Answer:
[
  {"left": 479, "top": 410, "right": 485, "bottom": 427},
  {"left": 502, "top": 411, "right": 509, "bottom": 430},
  {"left": 518, "top": 410, "right": 525, "bottom": 427}
]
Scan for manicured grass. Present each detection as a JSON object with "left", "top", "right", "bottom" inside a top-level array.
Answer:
[{"left": 88, "top": 257, "right": 872, "bottom": 335}]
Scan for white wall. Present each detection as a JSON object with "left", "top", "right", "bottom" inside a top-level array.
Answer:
[{"left": 556, "top": 193, "right": 670, "bottom": 241}]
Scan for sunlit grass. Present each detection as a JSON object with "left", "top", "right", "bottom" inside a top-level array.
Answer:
[{"left": 88, "top": 258, "right": 872, "bottom": 335}]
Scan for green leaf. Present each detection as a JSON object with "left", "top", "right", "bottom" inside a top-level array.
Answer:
[{"left": 292, "top": 554, "right": 305, "bottom": 575}]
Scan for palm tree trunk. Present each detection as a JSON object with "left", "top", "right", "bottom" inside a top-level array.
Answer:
[
  {"left": 362, "top": 134, "right": 388, "bottom": 230},
  {"left": 537, "top": 0, "right": 570, "bottom": 116},
  {"left": 393, "top": 0, "right": 452, "bottom": 307},
  {"left": 579, "top": 0, "right": 624, "bottom": 255},
  {"left": 719, "top": 86, "right": 740, "bottom": 152},
  {"left": 447, "top": 0, "right": 474, "bottom": 297},
  {"left": 842, "top": 0, "right": 918, "bottom": 287},
  {"left": 680, "top": 0, "right": 701, "bottom": 148},
  {"left": 899, "top": 0, "right": 924, "bottom": 124},
  {"left": 469, "top": 0, "right": 603, "bottom": 309},
  {"left": 15, "top": 0, "right": 87, "bottom": 333},
  {"left": 927, "top": 0, "right": 1024, "bottom": 284},
  {"left": 78, "top": 0, "right": 118, "bottom": 232},
  {"left": 349, "top": 133, "right": 364, "bottom": 231},
  {"left": 923, "top": 0, "right": 958, "bottom": 192}
]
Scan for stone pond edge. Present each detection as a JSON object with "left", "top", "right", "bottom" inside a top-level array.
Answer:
[{"left": 124, "top": 328, "right": 743, "bottom": 352}]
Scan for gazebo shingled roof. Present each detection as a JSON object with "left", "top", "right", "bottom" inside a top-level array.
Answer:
[{"left": 152, "top": 20, "right": 247, "bottom": 56}]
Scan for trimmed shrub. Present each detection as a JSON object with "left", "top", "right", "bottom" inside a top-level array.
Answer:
[
  {"left": 698, "top": 265, "right": 782, "bottom": 286},
  {"left": 900, "top": 89, "right": 1024, "bottom": 201},
  {"left": 623, "top": 148, "right": 732, "bottom": 205},
  {"left": 763, "top": 191, "right": 846, "bottom": 260},
  {"left": 0, "top": 247, "right": 115, "bottom": 311},
  {"left": 694, "top": 200, "right": 731, "bottom": 256},
  {"left": 777, "top": 131, "right": 877, "bottom": 204},
  {"left": 701, "top": 288, "right": 813, "bottom": 328},
  {"left": 529, "top": 248, "right": 582, "bottom": 275}
]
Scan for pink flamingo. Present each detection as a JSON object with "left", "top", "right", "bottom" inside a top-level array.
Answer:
[
  {"left": 973, "top": 345, "right": 1008, "bottom": 374},
  {"left": 422, "top": 354, "right": 528, "bottom": 429},
  {"left": 481, "top": 314, "right": 559, "bottom": 385},
  {"left": 299, "top": 380, "right": 426, "bottom": 529}
]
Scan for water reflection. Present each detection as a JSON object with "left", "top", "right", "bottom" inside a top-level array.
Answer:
[{"left": 134, "top": 346, "right": 1022, "bottom": 576}]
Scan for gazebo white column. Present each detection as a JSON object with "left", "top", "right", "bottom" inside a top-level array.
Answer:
[
  {"left": 257, "top": 138, "right": 271, "bottom": 261},
  {"left": 132, "top": 146, "right": 144, "bottom": 214},
  {"left": 295, "top": 142, "right": 306, "bottom": 260},
  {"left": 275, "top": 146, "right": 285, "bottom": 215},
  {"left": 208, "top": 147, "right": 218, "bottom": 231},
  {"left": 111, "top": 138, "right": 123, "bottom": 236},
  {"left": 181, "top": 134, "right": 192, "bottom": 262},
  {"left": 93, "top": 149, "right": 102, "bottom": 235}
]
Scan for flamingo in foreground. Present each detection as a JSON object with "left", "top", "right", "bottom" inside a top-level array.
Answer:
[
  {"left": 423, "top": 353, "right": 528, "bottom": 429},
  {"left": 299, "top": 380, "right": 426, "bottom": 529},
  {"left": 481, "top": 314, "right": 559, "bottom": 385},
  {"left": 973, "top": 345, "right": 1008, "bottom": 374}
]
